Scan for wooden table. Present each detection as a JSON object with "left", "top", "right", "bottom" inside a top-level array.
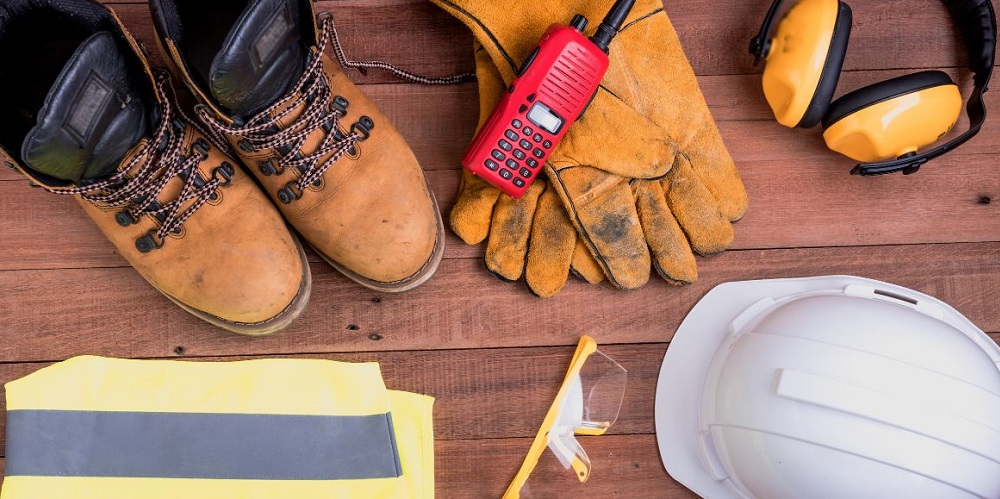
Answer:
[{"left": 1, "top": 0, "right": 998, "bottom": 497}]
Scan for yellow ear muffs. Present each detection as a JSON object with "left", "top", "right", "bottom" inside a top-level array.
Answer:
[
  {"left": 822, "top": 71, "right": 963, "bottom": 162},
  {"left": 762, "top": 0, "right": 852, "bottom": 128}
]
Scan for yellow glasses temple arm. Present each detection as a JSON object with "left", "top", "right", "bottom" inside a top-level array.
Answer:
[{"left": 501, "top": 336, "right": 598, "bottom": 498}]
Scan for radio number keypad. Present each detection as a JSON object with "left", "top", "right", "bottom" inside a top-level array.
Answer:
[{"left": 490, "top": 115, "right": 555, "bottom": 190}]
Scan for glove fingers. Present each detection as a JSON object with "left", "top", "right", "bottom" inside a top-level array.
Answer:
[
  {"left": 683, "top": 125, "right": 749, "bottom": 223},
  {"left": 546, "top": 164, "right": 651, "bottom": 290},
  {"left": 485, "top": 181, "right": 546, "bottom": 281},
  {"left": 633, "top": 180, "right": 697, "bottom": 285},
  {"left": 664, "top": 155, "right": 735, "bottom": 256},
  {"left": 599, "top": 11, "right": 748, "bottom": 223},
  {"left": 524, "top": 185, "right": 577, "bottom": 297},
  {"left": 450, "top": 171, "right": 502, "bottom": 245},
  {"left": 570, "top": 240, "right": 606, "bottom": 284},
  {"left": 474, "top": 43, "right": 508, "bottom": 122},
  {"left": 553, "top": 89, "right": 677, "bottom": 180},
  {"left": 450, "top": 46, "right": 508, "bottom": 245}
]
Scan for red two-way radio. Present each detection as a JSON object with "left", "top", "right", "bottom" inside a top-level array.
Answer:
[{"left": 462, "top": 0, "right": 637, "bottom": 198}]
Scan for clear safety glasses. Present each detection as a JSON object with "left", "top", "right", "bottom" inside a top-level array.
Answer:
[{"left": 504, "top": 335, "right": 628, "bottom": 498}]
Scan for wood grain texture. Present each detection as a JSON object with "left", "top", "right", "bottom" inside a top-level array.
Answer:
[
  {"left": 1, "top": 0, "right": 998, "bottom": 496},
  {"left": 92, "top": 0, "right": 974, "bottom": 80},
  {"left": 1, "top": 243, "right": 997, "bottom": 362}
]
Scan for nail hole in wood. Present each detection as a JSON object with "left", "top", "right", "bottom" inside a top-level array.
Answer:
[
  {"left": 978, "top": 195, "right": 992, "bottom": 205},
  {"left": 369, "top": 333, "right": 384, "bottom": 341},
  {"left": 347, "top": 324, "right": 360, "bottom": 331},
  {"left": 173, "top": 346, "right": 186, "bottom": 355}
]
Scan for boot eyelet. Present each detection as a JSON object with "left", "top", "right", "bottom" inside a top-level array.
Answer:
[
  {"left": 261, "top": 160, "right": 285, "bottom": 176},
  {"left": 237, "top": 140, "right": 255, "bottom": 153},
  {"left": 331, "top": 95, "right": 349, "bottom": 114},
  {"left": 146, "top": 199, "right": 168, "bottom": 224},
  {"left": 136, "top": 230, "right": 164, "bottom": 253},
  {"left": 192, "top": 139, "right": 210, "bottom": 158},
  {"left": 115, "top": 210, "right": 138, "bottom": 227},
  {"left": 277, "top": 182, "right": 304, "bottom": 204},
  {"left": 350, "top": 116, "right": 374, "bottom": 141},
  {"left": 213, "top": 162, "right": 235, "bottom": 185},
  {"left": 310, "top": 178, "right": 325, "bottom": 190}
]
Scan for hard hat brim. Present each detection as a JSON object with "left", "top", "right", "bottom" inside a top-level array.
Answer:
[{"left": 654, "top": 275, "right": 998, "bottom": 499}]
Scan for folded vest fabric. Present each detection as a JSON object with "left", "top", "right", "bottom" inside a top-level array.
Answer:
[{"left": 2, "top": 356, "right": 434, "bottom": 498}]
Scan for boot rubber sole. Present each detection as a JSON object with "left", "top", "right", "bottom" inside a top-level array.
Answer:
[{"left": 154, "top": 234, "right": 313, "bottom": 336}]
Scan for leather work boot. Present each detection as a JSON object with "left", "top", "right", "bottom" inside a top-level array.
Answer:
[
  {"left": 149, "top": 0, "right": 445, "bottom": 293},
  {"left": 0, "top": 0, "right": 310, "bottom": 335}
]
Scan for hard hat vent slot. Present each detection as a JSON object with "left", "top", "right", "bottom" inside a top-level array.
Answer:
[{"left": 873, "top": 289, "right": 918, "bottom": 305}]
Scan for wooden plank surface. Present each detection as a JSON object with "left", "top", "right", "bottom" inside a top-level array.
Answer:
[{"left": 0, "top": 0, "right": 998, "bottom": 497}]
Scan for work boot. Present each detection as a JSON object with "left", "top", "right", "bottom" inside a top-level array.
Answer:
[
  {"left": 0, "top": 0, "right": 310, "bottom": 335},
  {"left": 149, "top": 0, "right": 445, "bottom": 293}
]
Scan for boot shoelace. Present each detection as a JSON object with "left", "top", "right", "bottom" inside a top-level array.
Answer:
[
  {"left": 42, "top": 72, "right": 234, "bottom": 253},
  {"left": 325, "top": 12, "right": 475, "bottom": 86},
  {"left": 197, "top": 13, "right": 473, "bottom": 204}
]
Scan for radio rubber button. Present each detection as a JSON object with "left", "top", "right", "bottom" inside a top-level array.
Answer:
[
  {"left": 492, "top": 150, "right": 505, "bottom": 161},
  {"left": 485, "top": 160, "right": 499, "bottom": 171},
  {"left": 499, "top": 140, "right": 513, "bottom": 151},
  {"left": 523, "top": 126, "right": 533, "bottom": 136},
  {"left": 533, "top": 149, "right": 545, "bottom": 158},
  {"left": 513, "top": 178, "right": 526, "bottom": 188},
  {"left": 513, "top": 149, "right": 526, "bottom": 160},
  {"left": 500, "top": 169, "right": 514, "bottom": 180},
  {"left": 505, "top": 130, "right": 518, "bottom": 141},
  {"left": 533, "top": 134, "right": 543, "bottom": 143},
  {"left": 519, "top": 139, "right": 532, "bottom": 150},
  {"left": 512, "top": 119, "right": 523, "bottom": 129},
  {"left": 543, "top": 140, "right": 552, "bottom": 149},
  {"left": 520, "top": 168, "right": 532, "bottom": 178},
  {"left": 527, "top": 158, "right": 539, "bottom": 168},
  {"left": 507, "top": 159, "right": 519, "bottom": 170}
]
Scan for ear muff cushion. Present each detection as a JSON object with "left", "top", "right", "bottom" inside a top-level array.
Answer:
[
  {"left": 822, "top": 70, "right": 957, "bottom": 129},
  {"left": 796, "top": 1, "right": 852, "bottom": 128}
]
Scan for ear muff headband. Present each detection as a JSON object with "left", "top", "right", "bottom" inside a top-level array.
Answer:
[{"left": 750, "top": 0, "right": 997, "bottom": 175}]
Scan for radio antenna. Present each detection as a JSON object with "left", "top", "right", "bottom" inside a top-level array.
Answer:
[{"left": 590, "top": 0, "right": 637, "bottom": 52}]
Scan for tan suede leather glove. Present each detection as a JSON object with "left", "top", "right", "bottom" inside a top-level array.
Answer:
[
  {"left": 451, "top": 45, "right": 605, "bottom": 297},
  {"left": 432, "top": 0, "right": 748, "bottom": 289}
]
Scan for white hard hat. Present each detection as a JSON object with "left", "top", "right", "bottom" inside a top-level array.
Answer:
[{"left": 655, "top": 276, "right": 1000, "bottom": 499}]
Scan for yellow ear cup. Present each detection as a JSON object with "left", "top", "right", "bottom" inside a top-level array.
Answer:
[
  {"left": 762, "top": 0, "right": 847, "bottom": 128},
  {"left": 822, "top": 72, "right": 962, "bottom": 162}
]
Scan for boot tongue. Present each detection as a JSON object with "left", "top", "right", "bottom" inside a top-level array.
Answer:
[
  {"left": 21, "top": 32, "right": 149, "bottom": 184},
  {"left": 209, "top": 0, "right": 307, "bottom": 119}
]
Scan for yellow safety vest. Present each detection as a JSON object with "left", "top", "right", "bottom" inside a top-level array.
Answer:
[{"left": 2, "top": 356, "right": 434, "bottom": 498}]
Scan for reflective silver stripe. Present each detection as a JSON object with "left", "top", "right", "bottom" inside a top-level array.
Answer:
[{"left": 6, "top": 410, "right": 402, "bottom": 480}]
